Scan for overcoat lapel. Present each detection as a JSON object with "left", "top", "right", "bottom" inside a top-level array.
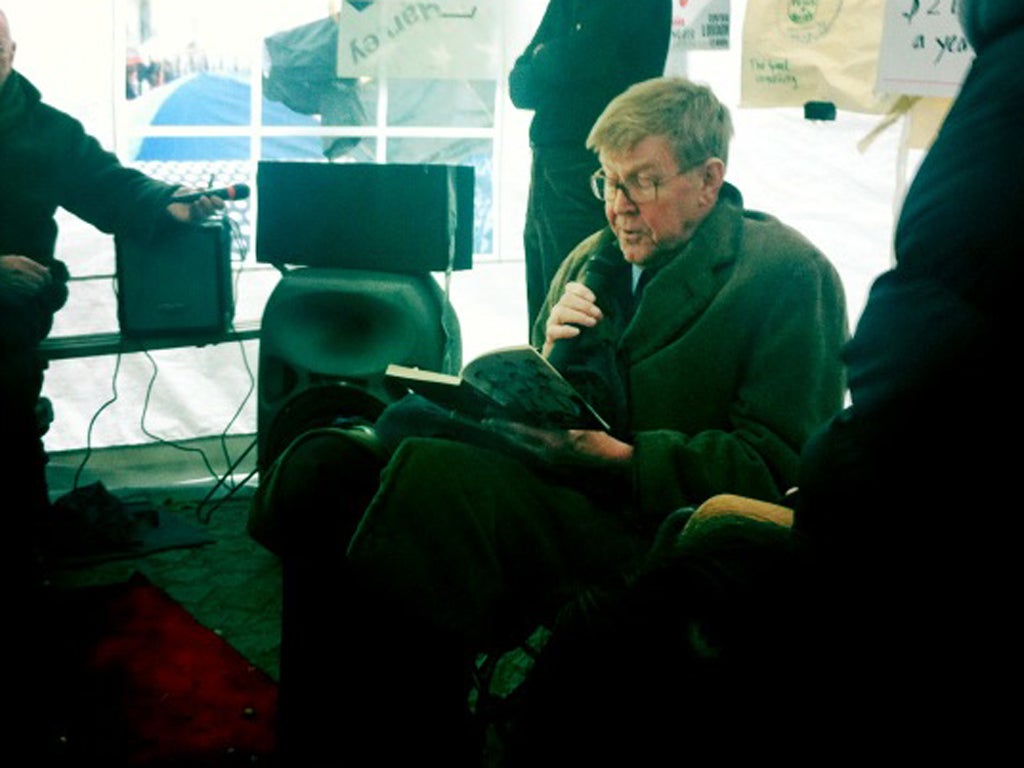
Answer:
[{"left": 620, "top": 184, "right": 744, "bottom": 364}]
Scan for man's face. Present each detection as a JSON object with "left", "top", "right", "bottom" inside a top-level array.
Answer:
[
  {"left": 0, "top": 13, "right": 15, "bottom": 91},
  {"left": 598, "top": 134, "right": 720, "bottom": 267}
]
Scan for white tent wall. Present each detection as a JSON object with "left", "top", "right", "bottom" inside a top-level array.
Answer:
[{"left": 7, "top": 1, "right": 920, "bottom": 459}]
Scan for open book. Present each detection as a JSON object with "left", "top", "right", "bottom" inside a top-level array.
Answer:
[{"left": 385, "top": 345, "right": 610, "bottom": 431}]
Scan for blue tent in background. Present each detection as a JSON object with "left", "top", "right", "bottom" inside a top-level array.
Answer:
[{"left": 136, "top": 73, "right": 326, "bottom": 161}]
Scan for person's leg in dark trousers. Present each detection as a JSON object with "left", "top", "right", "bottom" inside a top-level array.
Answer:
[
  {"left": 523, "top": 145, "right": 607, "bottom": 331},
  {"left": 272, "top": 428, "right": 389, "bottom": 766},
  {"left": 340, "top": 572, "right": 482, "bottom": 767},
  {"left": 345, "top": 437, "right": 647, "bottom": 765},
  {"left": 2, "top": 346, "right": 50, "bottom": 532},
  {"left": 1, "top": 343, "right": 52, "bottom": 753},
  {"left": 272, "top": 428, "right": 481, "bottom": 766},
  {"left": 276, "top": 425, "right": 646, "bottom": 765}
]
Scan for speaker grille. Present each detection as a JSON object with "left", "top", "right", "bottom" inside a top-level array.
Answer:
[{"left": 256, "top": 267, "right": 459, "bottom": 470}]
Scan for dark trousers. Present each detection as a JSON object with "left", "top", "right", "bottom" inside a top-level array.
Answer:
[
  {"left": 1, "top": 344, "right": 50, "bottom": 520},
  {"left": 273, "top": 429, "right": 482, "bottom": 767},
  {"left": 271, "top": 402, "right": 646, "bottom": 765},
  {"left": 523, "top": 144, "right": 606, "bottom": 331},
  {"left": 1, "top": 342, "right": 52, "bottom": 752}
]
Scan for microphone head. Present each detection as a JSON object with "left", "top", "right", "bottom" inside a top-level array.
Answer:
[
  {"left": 546, "top": 242, "right": 624, "bottom": 372},
  {"left": 172, "top": 183, "right": 252, "bottom": 203},
  {"left": 583, "top": 240, "right": 624, "bottom": 296},
  {"left": 227, "top": 183, "right": 251, "bottom": 200}
]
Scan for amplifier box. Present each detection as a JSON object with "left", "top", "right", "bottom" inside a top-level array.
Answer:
[
  {"left": 116, "top": 216, "right": 234, "bottom": 338},
  {"left": 255, "top": 161, "right": 474, "bottom": 272}
]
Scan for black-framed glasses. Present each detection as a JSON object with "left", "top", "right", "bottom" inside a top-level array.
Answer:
[{"left": 590, "top": 162, "right": 706, "bottom": 204}]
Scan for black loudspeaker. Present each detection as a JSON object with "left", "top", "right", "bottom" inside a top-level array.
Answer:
[
  {"left": 255, "top": 161, "right": 474, "bottom": 272},
  {"left": 115, "top": 217, "right": 234, "bottom": 338},
  {"left": 257, "top": 267, "right": 460, "bottom": 472}
]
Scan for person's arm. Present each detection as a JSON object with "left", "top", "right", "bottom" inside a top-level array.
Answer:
[
  {"left": 540, "top": 280, "right": 603, "bottom": 357},
  {"left": 531, "top": 230, "right": 605, "bottom": 347},
  {"left": 54, "top": 114, "right": 221, "bottom": 240},
  {"left": 166, "top": 190, "right": 225, "bottom": 223},
  {"left": 508, "top": 0, "right": 561, "bottom": 109},
  {"left": 514, "top": 0, "right": 670, "bottom": 98}
]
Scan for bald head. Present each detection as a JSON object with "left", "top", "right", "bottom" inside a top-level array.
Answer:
[{"left": 0, "top": 9, "right": 15, "bottom": 92}]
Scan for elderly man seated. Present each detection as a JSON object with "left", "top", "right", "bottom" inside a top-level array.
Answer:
[{"left": 263, "top": 75, "right": 849, "bottom": 766}]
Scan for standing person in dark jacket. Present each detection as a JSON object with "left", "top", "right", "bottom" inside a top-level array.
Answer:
[
  {"left": 0, "top": 8, "right": 221, "bottom": 523},
  {"left": 0, "top": 7, "right": 221, "bottom": 752},
  {"left": 509, "top": 0, "right": 671, "bottom": 330}
]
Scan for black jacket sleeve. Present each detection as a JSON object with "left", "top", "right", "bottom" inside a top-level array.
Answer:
[{"left": 509, "top": 0, "right": 671, "bottom": 112}]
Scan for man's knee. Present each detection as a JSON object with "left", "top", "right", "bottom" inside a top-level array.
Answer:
[{"left": 250, "top": 427, "right": 388, "bottom": 556}]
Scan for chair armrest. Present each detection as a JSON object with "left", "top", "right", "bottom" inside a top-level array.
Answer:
[{"left": 683, "top": 493, "right": 795, "bottom": 532}]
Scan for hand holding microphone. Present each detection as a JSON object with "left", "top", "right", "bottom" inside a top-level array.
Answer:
[
  {"left": 543, "top": 241, "right": 631, "bottom": 437},
  {"left": 167, "top": 183, "right": 249, "bottom": 223},
  {"left": 172, "top": 183, "right": 251, "bottom": 203},
  {"left": 543, "top": 281, "right": 603, "bottom": 354},
  {"left": 544, "top": 246, "right": 621, "bottom": 369}
]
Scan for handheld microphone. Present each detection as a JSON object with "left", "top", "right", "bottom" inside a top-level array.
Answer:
[
  {"left": 546, "top": 236, "right": 631, "bottom": 435},
  {"left": 172, "top": 183, "right": 251, "bottom": 203},
  {"left": 547, "top": 243, "right": 622, "bottom": 372}
]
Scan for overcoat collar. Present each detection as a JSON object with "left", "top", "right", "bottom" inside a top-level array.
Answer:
[
  {"left": 620, "top": 182, "right": 744, "bottom": 363},
  {"left": 0, "top": 70, "right": 33, "bottom": 135}
]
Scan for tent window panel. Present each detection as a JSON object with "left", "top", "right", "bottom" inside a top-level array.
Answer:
[
  {"left": 131, "top": 137, "right": 252, "bottom": 163},
  {"left": 387, "top": 80, "right": 497, "bottom": 128},
  {"left": 129, "top": 73, "right": 253, "bottom": 128},
  {"left": 260, "top": 135, "right": 377, "bottom": 163},
  {"left": 261, "top": 16, "right": 378, "bottom": 131},
  {"left": 262, "top": 77, "right": 377, "bottom": 130}
]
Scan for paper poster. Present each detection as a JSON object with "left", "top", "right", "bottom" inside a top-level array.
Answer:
[
  {"left": 876, "top": 0, "right": 974, "bottom": 97},
  {"left": 336, "top": 1, "right": 500, "bottom": 79},
  {"left": 671, "top": 0, "right": 732, "bottom": 51},
  {"left": 740, "top": 0, "right": 897, "bottom": 114}
]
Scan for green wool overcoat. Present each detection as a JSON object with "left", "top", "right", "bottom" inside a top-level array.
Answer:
[{"left": 533, "top": 182, "right": 849, "bottom": 528}]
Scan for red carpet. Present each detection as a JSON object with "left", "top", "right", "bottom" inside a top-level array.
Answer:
[{"left": 44, "top": 573, "right": 278, "bottom": 766}]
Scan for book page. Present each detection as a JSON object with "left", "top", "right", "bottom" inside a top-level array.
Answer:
[
  {"left": 463, "top": 346, "right": 609, "bottom": 431},
  {"left": 387, "top": 346, "right": 609, "bottom": 430},
  {"left": 384, "top": 364, "right": 461, "bottom": 387}
]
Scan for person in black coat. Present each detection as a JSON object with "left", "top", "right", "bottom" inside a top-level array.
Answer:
[
  {"left": 794, "top": 0, "right": 1024, "bottom": 754},
  {"left": 0, "top": 8, "right": 222, "bottom": 525},
  {"left": 0, "top": 7, "right": 222, "bottom": 753}
]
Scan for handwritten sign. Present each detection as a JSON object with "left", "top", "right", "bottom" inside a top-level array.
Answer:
[
  {"left": 740, "top": 0, "right": 896, "bottom": 114},
  {"left": 671, "top": 0, "right": 732, "bottom": 51},
  {"left": 336, "top": 1, "right": 499, "bottom": 79},
  {"left": 876, "top": 0, "right": 974, "bottom": 97}
]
